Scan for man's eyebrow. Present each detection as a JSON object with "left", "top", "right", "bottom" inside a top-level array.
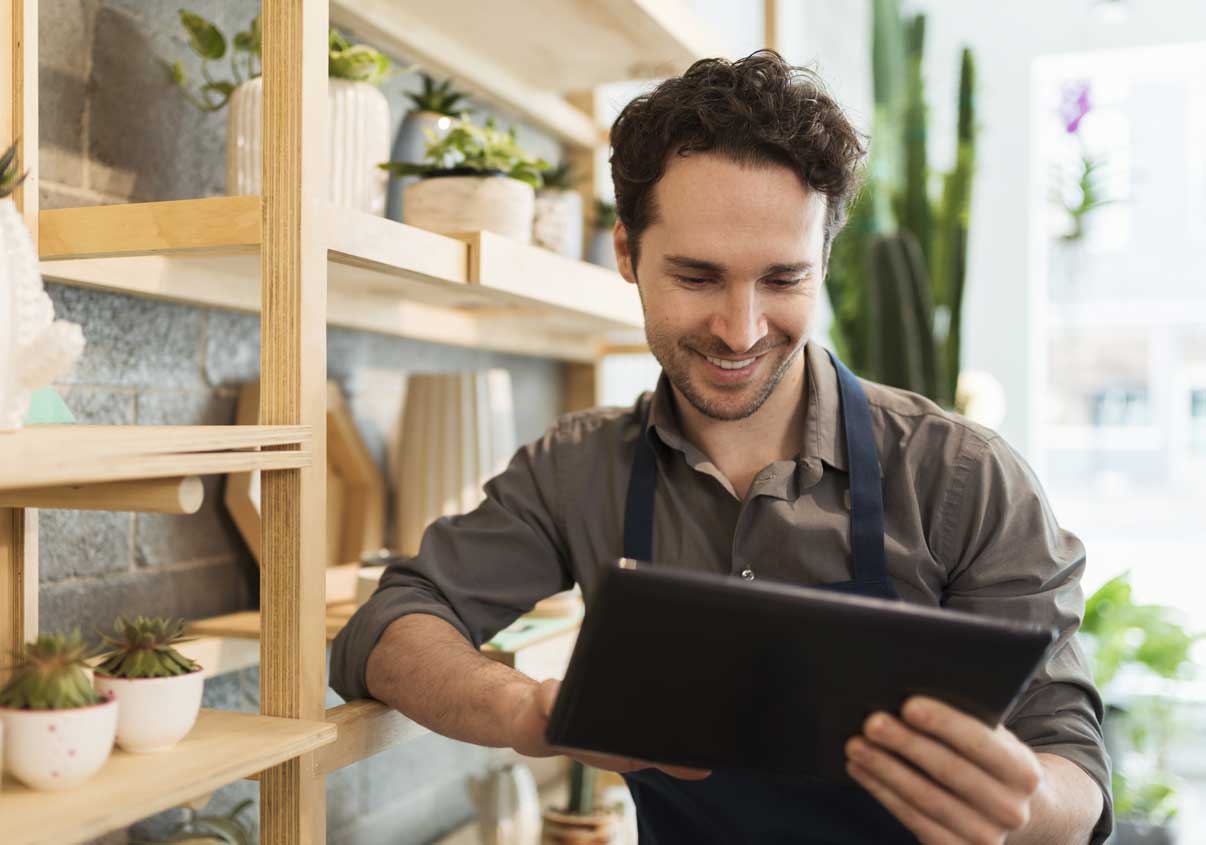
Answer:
[{"left": 662, "top": 255, "right": 815, "bottom": 275}]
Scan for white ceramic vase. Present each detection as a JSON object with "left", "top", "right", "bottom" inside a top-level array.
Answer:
[
  {"left": 533, "top": 189, "right": 584, "bottom": 260},
  {"left": 0, "top": 696, "right": 117, "bottom": 790},
  {"left": 0, "top": 196, "right": 85, "bottom": 431},
  {"left": 395, "top": 370, "right": 517, "bottom": 556},
  {"left": 403, "top": 175, "right": 535, "bottom": 243},
  {"left": 227, "top": 77, "right": 390, "bottom": 215},
  {"left": 93, "top": 669, "right": 204, "bottom": 753}
]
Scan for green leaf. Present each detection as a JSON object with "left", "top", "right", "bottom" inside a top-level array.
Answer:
[
  {"left": 179, "top": 11, "right": 227, "bottom": 61},
  {"left": 166, "top": 58, "right": 188, "bottom": 87}
]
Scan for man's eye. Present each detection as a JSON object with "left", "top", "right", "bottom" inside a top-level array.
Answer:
[
  {"left": 768, "top": 277, "right": 803, "bottom": 288},
  {"left": 674, "top": 275, "right": 712, "bottom": 286}
]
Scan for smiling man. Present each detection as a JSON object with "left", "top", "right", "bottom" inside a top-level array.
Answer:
[{"left": 331, "top": 52, "right": 1112, "bottom": 844}]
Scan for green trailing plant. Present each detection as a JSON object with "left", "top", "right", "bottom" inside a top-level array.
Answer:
[
  {"left": 826, "top": 0, "right": 977, "bottom": 407},
  {"left": 379, "top": 117, "right": 551, "bottom": 189},
  {"left": 1079, "top": 573, "right": 1200, "bottom": 826},
  {"left": 0, "top": 140, "right": 29, "bottom": 198},
  {"left": 94, "top": 616, "right": 201, "bottom": 679},
  {"left": 406, "top": 73, "right": 470, "bottom": 117},
  {"left": 0, "top": 630, "right": 103, "bottom": 710},
  {"left": 167, "top": 11, "right": 390, "bottom": 112},
  {"left": 131, "top": 798, "right": 255, "bottom": 845},
  {"left": 593, "top": 199, "right": 617, "bottom": 231},
  {"left": 541, "top": 162, "right": 575, "bottom": 191}
]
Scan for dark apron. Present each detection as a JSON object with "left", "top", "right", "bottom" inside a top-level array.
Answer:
[{"left": 619, "top": 350, "right": 917, "bottom": 844}]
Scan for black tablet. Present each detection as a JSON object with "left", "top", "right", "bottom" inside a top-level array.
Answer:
[{"left": 545, "top": 561, "right": 1058, "bottom": 784}]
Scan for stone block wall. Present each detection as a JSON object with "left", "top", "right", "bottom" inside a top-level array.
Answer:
[{"left": 36, "top": 1, "right": 570, "bottom": 842}]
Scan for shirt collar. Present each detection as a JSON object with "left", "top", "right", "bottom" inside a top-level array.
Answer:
[{"left": 641, "top": 342, "right": 849, "bottom": 495}]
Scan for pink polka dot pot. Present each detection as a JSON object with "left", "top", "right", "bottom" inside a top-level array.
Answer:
[{"left": 0, "top": 694, "right": 117, "bottom": 790}]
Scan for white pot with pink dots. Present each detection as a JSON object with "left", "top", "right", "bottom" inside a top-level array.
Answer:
[{"left": 0, "top": 694, "right": 117, "bottom": 790}]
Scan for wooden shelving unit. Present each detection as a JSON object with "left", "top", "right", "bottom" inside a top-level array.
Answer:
[
  {"left": 1, "top": 0, "right": 719, "bottom": 841},
  {"left": 2, "top": 710, "right": 337, "bottom": 845}
]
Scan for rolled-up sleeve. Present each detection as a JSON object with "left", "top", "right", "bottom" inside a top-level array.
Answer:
[
  {"left": 328, "top": 427, "right": 573, "bottom": 702},
  {"left": 937, "top": 431, "right": 1113, "bottom": 844}
]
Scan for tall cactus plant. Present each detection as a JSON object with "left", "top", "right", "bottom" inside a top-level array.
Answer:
[{"left": 827, "top": 0, "right": 977, "bottom": 408}]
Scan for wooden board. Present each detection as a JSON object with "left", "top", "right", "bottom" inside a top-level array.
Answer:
[
  {"left": 0, "top": 709, "right": 336, "bottom": 845},
  {"left": 0, "top": 425, "right": 311, "bottom": 491}
]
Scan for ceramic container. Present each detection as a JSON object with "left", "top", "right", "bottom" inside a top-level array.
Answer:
[
  {"left": 0, "top": 695, "right": 118, "bottom": 790},
  {"left": 403, "top": 174, "right": 535, "bottom": 243},
  {"left": 93, "top": 669, "right": 204, "bottom": 753}
]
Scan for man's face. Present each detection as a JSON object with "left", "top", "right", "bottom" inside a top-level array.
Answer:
[{"left": 615, "top": 152, "right": 827, "bottom": 421}]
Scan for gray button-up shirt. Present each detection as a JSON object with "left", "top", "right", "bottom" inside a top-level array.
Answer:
[{"left": 331, "top": 342, "right": 1112, "bottom": 842}]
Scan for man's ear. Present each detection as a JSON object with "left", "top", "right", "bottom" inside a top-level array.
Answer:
[{"left": 613, "top": 221, "right": 637, "bottom": 286}]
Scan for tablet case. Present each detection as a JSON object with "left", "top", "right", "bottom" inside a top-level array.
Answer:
[{"left": 545, "top": 562, "right": 1058, "bottom": 784}]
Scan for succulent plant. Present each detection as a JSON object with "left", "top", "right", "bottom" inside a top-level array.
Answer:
[
  {"left": 131, "top": 799, "right": 256, "bottom": 845},
  {"left": 380, "top": 116, "right": 551, "bottom": 189},
  {"left": 0, "top": 630, "right": 103, "bottom": 710},
  {"left": 406, "top": 73, "right": 470, "bottom": 117},
  {"left": 540, "top": 162, "right": 575, "bottom": 191},
  {"left": 94, "top": 616, "right": 201, "bottom": 679},
  {"left": 0, "top": 140, "right": 28, "bottom": 199},
  {"left": 593, "top": 199, "right": 617, "bottom": 230}
]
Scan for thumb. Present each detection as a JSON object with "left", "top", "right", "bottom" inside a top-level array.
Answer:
[{"left": 536, "top": 679, "right": 561, "bottom": 718}]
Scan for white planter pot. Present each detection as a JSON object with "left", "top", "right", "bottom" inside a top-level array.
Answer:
[
  {"left": 0, "top": 697, "right": 117, "bottom": 790},
  {"left": 93, "top": 669, "right": 204, "bottom": 753},
  {"left": 403, "top": 175, "right": 535, "bottom": 243},
  {"left": 227, "top": 77, "right": 391, "bottom": 215},
  {"left": 533, "top": 189, "right": 584, "bottom": 260},
  {"left": 395, "top": 370, "right": 517, "bottom": 555},
  {"left": 386, "top": 110, "right": 454, "bottom": 222}
]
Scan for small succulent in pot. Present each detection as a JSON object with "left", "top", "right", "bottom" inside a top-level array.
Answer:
[
  {"left": 532, "top": 163, "right": 585, "bottom": 259},
  {"left": 93, "top": 616, "right": 205, "bottom": 753},
  {"left": 382, "top": 117, "right": 550, "bottom": 242},
  {"left": 0, "top": 630, "right": 118, "bottom": 790},
  {"left": 406, "top": 73, "right": 471, "bottom": 118}
]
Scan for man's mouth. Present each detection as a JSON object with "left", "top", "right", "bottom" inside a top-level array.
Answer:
[{"left": 703, "top": 354, "right": 758, "bottom": 370}]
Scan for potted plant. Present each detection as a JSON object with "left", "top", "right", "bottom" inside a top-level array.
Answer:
[
  {"left": 0, "top": 630, "right": 117, "bottom": 790},
  {"left": 0, "top": 141, "right": 85, "bottom": 432},
  {"left": 532, "top": 163, "right": 585, "bottom": 260},
  {"left": 92, "top": 616, "right": 204, "bottom": 753},
  {"left": 386, "top": 73, "right": 470, "bottom": 222},
  {"left": 381, "top": 117, "right": 550, "bottom": 243},
  {"left": 168, "top": 11, "right": 393, "bottom": 215},
  {"left": 1079, "top": 573, "right": 1200, "bottom": 844},
  {"left": 587, "top": 199, "right": 619, "bottom": 271},
  {"left": 541, "top": 762, "right": 621, "bottom": 844},
  {"left": 132, "top": 798, "right": 255, "bottom": 845}
]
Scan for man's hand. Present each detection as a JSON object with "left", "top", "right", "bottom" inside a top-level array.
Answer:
[
  {"left": 845, "top": 695, "right": 1044, "bottom": 844},
  {"left": 508, "top": 678, "right": 712, "bottom": 781}
]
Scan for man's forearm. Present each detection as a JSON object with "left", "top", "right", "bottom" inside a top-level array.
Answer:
[
  {"left": 364, "top": 613, "right": 536, "bottom": 749},
  {"left": 1008, "top": 753, "right": 1104, "bottom": 844}
]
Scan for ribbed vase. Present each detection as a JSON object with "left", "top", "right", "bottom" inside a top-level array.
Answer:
[
  {"left": 395, "top": 370, "right": 517, "bottom": 556},
  {"left": 226, "top": 77, "right": 390, "bottom": 215}
]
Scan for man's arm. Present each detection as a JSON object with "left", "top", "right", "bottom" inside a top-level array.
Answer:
[{"left": 365, "top": 612, "right": 710, "bottom": 780}]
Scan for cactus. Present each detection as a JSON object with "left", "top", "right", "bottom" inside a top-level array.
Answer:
[
  {"left": 94, "top": 616, "right": 201, "bottom": 679},
  {"left": 0, "top": 631, "right": 103, "bottom": 710},
  {"left": 826, "top": 1, "right": 977, "bottom": 409}
]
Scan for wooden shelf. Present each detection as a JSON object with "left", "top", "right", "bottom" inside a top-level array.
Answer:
[
  {"left": 0, "top": 425, "right": 310, "bottom": 493},
  {"left": 0, "top": 708, "right": 336, "bottom": 845},
  {"left": 39, "top": 197, "right": 644, "bottom": 363},
  {"left": 329, "top": 0, "right": 725, "bottom": 149}
]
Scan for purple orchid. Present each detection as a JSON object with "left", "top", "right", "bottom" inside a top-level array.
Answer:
[{"left": 1059, "top": 81, "right": 1092, "bottom": 134}]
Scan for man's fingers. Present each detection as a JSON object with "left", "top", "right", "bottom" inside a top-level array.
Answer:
[
  {"left": 901, "top": 697, "right": 1043, "bottom": 797},
  {"left": 847, "top": 761, "right": 969, "bottom": 845},
  {"left": 536, "top": 679, "right": 561, "bottom": 717}
]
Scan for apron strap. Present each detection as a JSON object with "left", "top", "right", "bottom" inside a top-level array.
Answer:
[
  {"left": 623, "top": 408, "right": 658, "bottom": 563},
  {"left": 828, "top": 351, "right": 887, "bottom": 585}
]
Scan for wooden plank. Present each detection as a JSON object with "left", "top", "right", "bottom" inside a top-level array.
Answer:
[
  {"left": 0, "top": 448, "right": 310, "bottom": 491},
  {"left": 258, "top": 0, "right": 329, "bottom": 840},
  {"left": 314, "top": 699, "right": 431, "bottom": 775},
  {"left": 329, "top": 0, "right": 597, "bottom": 149},
  {"left": 0, "top": 475, "right": 204, "bottom": 513},
  {"left": 331, "top": 0, "right": 724, "bottom": 94},
  {"left": 0, "top": 709, "right": 336, "bottom": 845},
  {"left": 39, "top": 196, "right": 261, "bottom": 260}
]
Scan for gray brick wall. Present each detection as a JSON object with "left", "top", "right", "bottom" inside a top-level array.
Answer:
[{"left": 38, "top": 1, "right": 568, "bottom": 842}]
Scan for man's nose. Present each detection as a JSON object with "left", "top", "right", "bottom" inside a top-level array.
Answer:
[{"left": 708, "top": 285, "right": 769, "bottom": 354}]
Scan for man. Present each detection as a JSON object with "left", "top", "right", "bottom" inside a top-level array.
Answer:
[{"left": 331, "top": 52, "right": 1111, "bottom": 843}]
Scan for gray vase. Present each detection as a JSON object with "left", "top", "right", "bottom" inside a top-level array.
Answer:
[{"left": 386, "top": 110, "right": 452, "bottom": 223}]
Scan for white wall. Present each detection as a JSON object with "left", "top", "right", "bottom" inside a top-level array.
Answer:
[{"left": 774, "top": 0, "right": 1206, "bottom": 457}]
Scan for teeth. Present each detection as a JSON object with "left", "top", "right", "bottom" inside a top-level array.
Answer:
[{"left": 706, "top": 355, "right": 756, "bottom": 370}]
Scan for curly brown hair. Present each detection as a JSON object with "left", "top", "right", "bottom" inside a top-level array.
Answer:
[{"left": 609, "top": 50, "right": 866, "bottom": 266}]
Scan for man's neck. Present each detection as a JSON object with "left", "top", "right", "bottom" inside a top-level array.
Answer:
[{"left": 671, "top": 350, "right": 807, "bottom": 499}]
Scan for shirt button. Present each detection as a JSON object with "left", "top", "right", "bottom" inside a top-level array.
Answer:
[{"left": 740, "top": 568, "right": 755, "bottom": 581}]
